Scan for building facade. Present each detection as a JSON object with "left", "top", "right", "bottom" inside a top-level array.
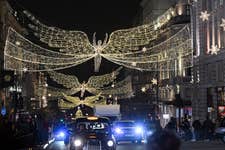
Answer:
[
  {"left": 0, "top": 0, "right": 48, "bottom": 114},
  {"left": 139, "top": 0, "right": 192, "bottom": 126},
  {"left": 191, "top": 0, "right": 225, "bottom": 121},
  {"left": 0, "top": 0, "right": 25, "bottom": 113}
]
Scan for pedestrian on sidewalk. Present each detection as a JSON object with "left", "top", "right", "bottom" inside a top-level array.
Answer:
[
  {"left": 192, "top": 119, "right": 202, "bottom": 141},
  {"left": 203, "top": 116, "right": 214, "bottom": 141},
  {"left": 147, "top": 130, "right": 181, "bottom": 150}
]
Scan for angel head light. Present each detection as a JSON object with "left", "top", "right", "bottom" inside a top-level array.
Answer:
[{"left": 93, "top": 32, "right": 109, "bottom": 52}]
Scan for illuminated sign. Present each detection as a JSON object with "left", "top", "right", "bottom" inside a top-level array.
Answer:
[{"left": 87, "top": 116, "right": 98, "bottom": 120}]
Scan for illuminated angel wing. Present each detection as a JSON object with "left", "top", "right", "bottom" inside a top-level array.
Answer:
[
  {"left": 46, "top": 86, "right": 73, "bottom": 97},
  {"left": 85, "top": 96, "right": 106, "bottom": 107},
  {"left": 86, "top": 66, "right": 122, "bottom": 88},
  {"left": 101, "top": 76, "right": 133, "bottom": 99},
  {"left": 84, "top": 93, "right": 102, "bottom": 104},
  {"left": 48, "top": 71, "right": 81, "bottom": 89},
  {"left": 58, "top": 100, "right": 76, "bottom": 109},
  {"left": 104, "top": 24, "right": 160, "bottom": 53},
  {"left": 23, "top": 11, "right": 94, "bottom": 55},
  {"left": 62, "top": 93, "right": 81, "bottom": 104}
]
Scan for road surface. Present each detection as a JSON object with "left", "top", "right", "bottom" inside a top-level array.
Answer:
[{"left": 47, "top": 140, "right": 224, "bottom": 150}]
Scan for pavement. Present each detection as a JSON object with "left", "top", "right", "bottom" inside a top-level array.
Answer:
[
  {"left": 16, "top": 137, "right": 55, "bottom": 150},
  {"left": 46, "top": 140, "right": 225, "bottom": 150},
  {"left": 181, "top": 140, "right": 225, "bottom": 150}
]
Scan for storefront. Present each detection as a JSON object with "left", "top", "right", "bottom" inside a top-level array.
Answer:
[
  {"left": 218, "top": 106, "right": 225, "bottom": 118},
  {"left": 216, "top": 87, "right": 225, "bottom": 119}
]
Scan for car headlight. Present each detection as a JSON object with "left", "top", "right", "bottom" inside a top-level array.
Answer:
[
  {"left": 135, "top": 127, "right": 143, "bottom": 134},
  {"left": 56, "top": 131, "right": 65, "bottom": 138},
  {"left": 107, "top": 140, "right": 114, "bottom": 147},
  {"left": 115, "top": 127, "right": 123, "bottom": 134},
  {"left": 74, "top": 139, "right": 82, "bottom": 147},
  {"left": 147, "top": 130, "right": 153, "bottom": 136}
]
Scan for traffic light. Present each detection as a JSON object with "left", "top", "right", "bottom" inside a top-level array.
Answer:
[{"left": 0, "top": 70, "right": 14, "bottom": 89}]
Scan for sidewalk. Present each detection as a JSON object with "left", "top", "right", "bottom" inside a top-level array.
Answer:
[
  {"left": 17, "top": 137, "right": 55, "bottom": 150},
  {"left": 181, "top": 140, "right": 225, "bottom": 150},
  {"left": 42, "top": 138, "right": 55, "bottom": 149}
]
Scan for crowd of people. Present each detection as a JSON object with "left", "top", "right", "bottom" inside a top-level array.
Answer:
[
  {"left": 146, "top": 115, "right": 223, "bottom": 150},
  {"left": 164, "top": 115, "right": 218, "bottom": 141}
]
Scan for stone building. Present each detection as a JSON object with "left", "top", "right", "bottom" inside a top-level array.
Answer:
[
  {"left": 0, "top": 0, "right": 48, "bottom": 112},
  {"left": 0, "top": 0, "right": 24, "bottom": 113},
  {"left": 191, "top": 0, "right": 225, "bottom": 121},
  {"left": 136, "top": 0, "right": 192, "bottom": 125}
]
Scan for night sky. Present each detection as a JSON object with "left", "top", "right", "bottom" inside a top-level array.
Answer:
[
  {"left": 8, "top": 0, "right": 142, "bottom": 81},
  {"left": 9, "top": 0, "right": 142, "bottom": 40}
]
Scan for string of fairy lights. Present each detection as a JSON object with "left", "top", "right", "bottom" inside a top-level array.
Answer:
[
  {"left": 34, "top": 65, "right": 132, "bottom": 103},
  {"left": 4, "top": 6, "right": 193, "bottom": 72},
  {"left": 23, "top": 8, "right": 173, "bottom": 54},
  {"left": 36, "top": 74, "right": 133, "bottom": 101},
  {"left": 4, "top": 28, "right": 95, "bottom": 72},
  {"left": 47, "top": 67, "right": 122, "bottom": 97},
  {"left": 58, "top": 94, "right": 106, "bottom": 109},
  {"left": 98, "top": 76, "right": 133, "bottom": 99},
  {"left": 48, "top": 67, "right": 133, "bottom": 99},
  {"left": 48, "top": 67, "right": 122, "bottom": 89},
  {"left": 103, "top": 30, "right": 193, "bottom": 71},
  {"left": 59, "top": 93, "right": 104, "bottom": 109}
]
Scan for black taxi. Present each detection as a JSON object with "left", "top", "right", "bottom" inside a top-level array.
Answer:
[{"left": 66, "top": 116, "right": 116, "bottom": 150}]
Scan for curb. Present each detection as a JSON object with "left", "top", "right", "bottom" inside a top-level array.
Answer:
[{"left": 43, "top": 138, "right": 55, "bottom": 149}]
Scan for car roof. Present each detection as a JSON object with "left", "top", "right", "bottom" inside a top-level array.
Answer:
[
  {"left": 114, "top": 120, "right": 135, "bottom": 123},
  {"left": 75, "top": 116, "right": 110, "bottom": 123}
]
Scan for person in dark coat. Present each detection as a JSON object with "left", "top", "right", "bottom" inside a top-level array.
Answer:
[
  {"left": 203, "top": 116, "right": 214, "bottom": 140},
  {"left": 192, "top": 119, "right": 202, "bottom": 140},
  {"left": 147, "top": 130, "right": 181, "bottom": 150},
  {"left": 181, "top": 117, "right": 192, "bottom": 141},
  {"left": 165, "top": 117, "right": 177, "bottom": 133}
]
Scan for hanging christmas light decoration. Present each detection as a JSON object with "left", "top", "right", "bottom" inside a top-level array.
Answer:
[
  {"left": 4, "top": 7, "right": 193, "bottom": 72},
  {"left": 48, "top": 66, "right": 122, "bottom": 97},
  {"left": 58, "top": 100, "right": 75, "bottom": 109},
  {"left": 98, "top": 76, "right": 133, "bottom": 99},
  {"left": 196, "top": 2, "right": 225, "bottom": 56},
  {"left": 200, "top": 11, "right": 210, "bottom": 21},
  {"left": 209, "top": 45, "right": 219, "bottom": 55},
  {"left": 36, "top": 86, "right": 73, "bottom": 98},
  {"left": 58, "top": 93, "right": 106, "bottom": 109},
  {"left": 4, "top": 28, "right": 94, "bottom": 72},
  {"left": 63, "top": 93, "right": 102, "bottom": 105},
  {"left": 38, "top": 75, "right": 133, "bottom": 100},
  {"left": 151, "top": 78, "right": 158, "bottom": 85}
]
